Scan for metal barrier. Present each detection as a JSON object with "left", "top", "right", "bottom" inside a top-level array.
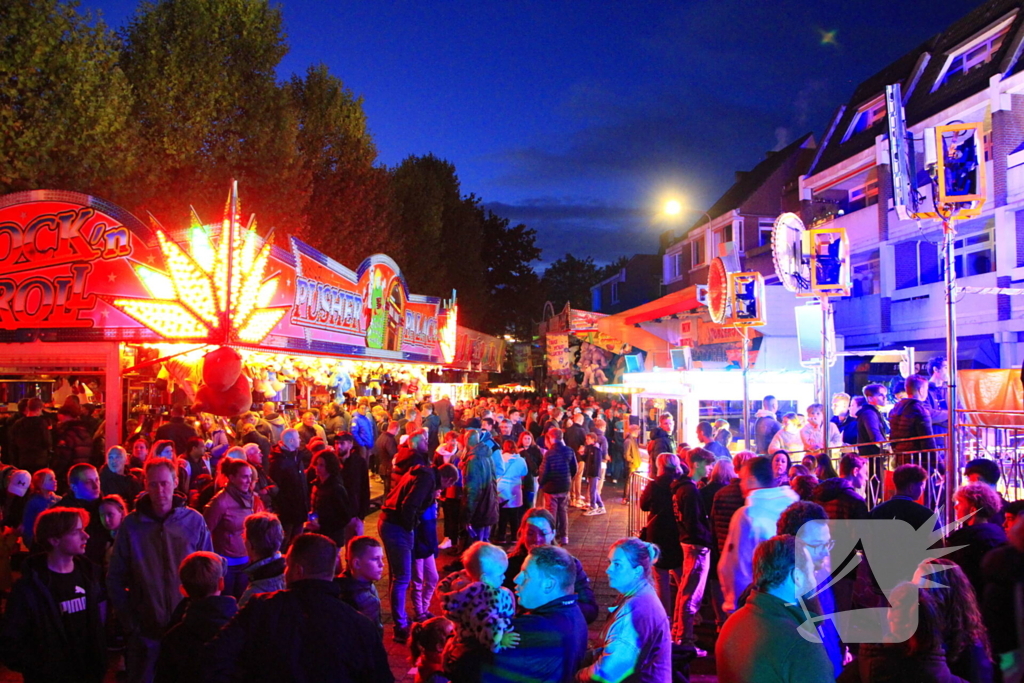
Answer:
[
  {"left": 957, "top": 409, "right": 1024, "bottom": 502},
  {"left": 626, "top": 414, "right": 1024, "bottom": 539}
]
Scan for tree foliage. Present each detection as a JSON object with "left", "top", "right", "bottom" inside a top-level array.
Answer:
[
  {"left": 289, "top": 64, "right": 397, "bottom": 265},
  {"left": 541, "top": 253, "right": 604, "bottom": 311},
  {"left": 119, "top": 0, "right": 305, "bottom": 231},
  {"left": 0, "top": 0, "right": 135, "bottom": 194},
  {"left": 1, "top": 0, "right": 548, "bottom": 346}
]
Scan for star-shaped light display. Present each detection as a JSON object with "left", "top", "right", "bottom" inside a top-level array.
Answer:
[{"left": 112, "top": 185, "right": 288, "bottom": 344}]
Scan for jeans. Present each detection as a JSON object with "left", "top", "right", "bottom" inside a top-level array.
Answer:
[
  {"left": 588, "top": 465, "right": 606, "bottom": 508},
  {"left": 126, "top": 633, "right": 160, "bottom": 683},
  {"left": 379, "top": 518, "right": 415, "bottom": 629},
  {"left": 655, "top": 567, "right": 681, "bottom": 623},
  {"left": 545, "top": 492, "right": 569, "bottom": 543},
  {"left": 707, "top": 574, "right": 728, "bottom": 630},
  {"left": 675, "top": 544, "right": 711, "bottom": 644},
  {"left": 222, "top": 562, "right": 249, "bottom": 600},
  {"left": 411, "top": 555, "right": 438, "bottom": 620}
]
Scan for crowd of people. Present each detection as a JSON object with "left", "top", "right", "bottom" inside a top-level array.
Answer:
[{"left": 0, "top": 353, "right": 1015, "bottom": 683}]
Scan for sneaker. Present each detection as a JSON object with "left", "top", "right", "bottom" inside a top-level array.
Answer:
[
  {"left": 596, "top": 507, "right": 607, "bottom": 515},
  {"left": 583, "top": 508, "right": 599, "bottom": 516},
  {"left": 393, "top": 626, "right": 409, "bottom": 644},
  {"left": 414, "top": 611, "right": 434, "bottom": 622},
  {"left": 438, "top": 537, "right": 452, "bottom": 550}
]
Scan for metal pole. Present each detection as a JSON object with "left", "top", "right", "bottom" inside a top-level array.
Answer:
[
  {"left": 820, "top": 298, "right": 831, "bottom": 452},
  {"left": 224, "top": 179, "right": 238, "bottom": 345},
  {"left": 943, "top": 218, "right": 959, "bottom": 527},
  {"left": 740, "top": 326, "right": 751, "bottom": 449}
]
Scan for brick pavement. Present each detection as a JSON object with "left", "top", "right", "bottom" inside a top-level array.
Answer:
[
  {"left": 370, "top": 481, "right": 721, "bottom": 682},
  {"left": 0, "top": 480, "right": 721, "bottom": 682}
]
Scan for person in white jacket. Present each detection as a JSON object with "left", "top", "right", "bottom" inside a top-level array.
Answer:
[
  {"left": 718, "top": 456, "right": 799, "bottom": 613},
  {"left": 496, "top": 444, "right": 529, "bottom": 544}
]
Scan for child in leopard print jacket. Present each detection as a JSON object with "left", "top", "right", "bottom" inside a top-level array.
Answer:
[{"left": 438, "top": 541, "right": 519, "bottom": 663}]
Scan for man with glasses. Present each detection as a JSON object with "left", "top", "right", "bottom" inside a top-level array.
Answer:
[{"left": 777, "top": 501, "right": 844, "bottom": 678}]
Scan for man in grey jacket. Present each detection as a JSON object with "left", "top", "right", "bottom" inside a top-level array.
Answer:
[{"left": 108, "top": 458, "right": 213, "bottom": 683}]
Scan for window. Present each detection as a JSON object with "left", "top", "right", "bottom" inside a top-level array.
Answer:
[
  {"left": 758, "top": 218, "right": 775, "bottom": 247},
  {"left": 843, "top": 96, "right": 887, "bottom": 142},
  {"left": 847, "top": 176, "right": 879, "bottom": 213},
  {"left": 954, "top": 231, "right": 994, "bottom": 278},
  {"left": 933, "top": 16, "right": 1014, "bottom": 91},
  {"left": 690, "top": 236, "right": 705, "bottom": 267},
  {"left": 715, "top": 223, "right": 733, "bottom": 246},
  {"left": 611, "top": 281, "right": 620, "bottom": 304},
  {"left": 664, "top": 251, "right": 685, "bottom": 282},
  {"left": 894, "top": 240, "right": 941, "bottom": 289}
]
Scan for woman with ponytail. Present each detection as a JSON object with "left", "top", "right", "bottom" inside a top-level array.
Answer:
[{"left": 577, "top": 538, "right": 672, "bottom": 682}]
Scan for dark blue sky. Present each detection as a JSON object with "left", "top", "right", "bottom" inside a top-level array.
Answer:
[{"left": 83, "top": 0, "right": 982, "bottom": 265}]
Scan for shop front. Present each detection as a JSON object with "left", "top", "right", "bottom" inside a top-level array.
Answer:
[{"left": 0, "top": 186, "right": 457, "bottom": 449}]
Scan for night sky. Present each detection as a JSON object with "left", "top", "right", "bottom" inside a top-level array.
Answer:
[{"left": 82, "top": 0, "right": 984, "bottom": 265}]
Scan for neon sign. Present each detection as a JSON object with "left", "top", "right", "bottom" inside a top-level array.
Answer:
[{"left": 0, "top": 202, "right": 136, "bottom": 329}]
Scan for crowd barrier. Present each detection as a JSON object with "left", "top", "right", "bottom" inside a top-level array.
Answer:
[{"left": 626, "top": 411, "right": 1024, "bottom": 535}]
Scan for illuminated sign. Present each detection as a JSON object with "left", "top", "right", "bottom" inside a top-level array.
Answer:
[
  {"left": 0, "top": 188, "right": 456, "bottom": 364},
  {"left": 0, "top": 197, "right": 140, "bottom": 329}
]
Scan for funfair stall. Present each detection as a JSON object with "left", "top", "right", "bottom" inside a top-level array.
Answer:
[{"left": 0, "top": 186, "right": 457, "bottom": 448}]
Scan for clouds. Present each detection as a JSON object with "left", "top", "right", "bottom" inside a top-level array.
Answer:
[{"left": 484, "top": 199, "right": 657, "bottom": 267}]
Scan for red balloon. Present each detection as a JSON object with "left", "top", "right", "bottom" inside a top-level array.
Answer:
[
  {"left": 194, "top": 374, "right": 252, "bottom": 417},
  {"left": 202, "top": 346, "right": 243, "bottom": 393}
]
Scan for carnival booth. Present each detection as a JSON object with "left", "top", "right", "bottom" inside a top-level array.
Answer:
[
  {"left": 621, "top": 367, "right": 815, "bottom": 451},
  {"left": 0, "top": 186, "right": 457, "bottom": 449}
]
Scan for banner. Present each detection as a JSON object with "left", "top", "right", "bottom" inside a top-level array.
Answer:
[
  {"left": 570, "top": 308, "right": 606, "bottom": 333},
  {"left": 512, "top": 343, "right": 531, "bottom": 374},
  {"left": 697, "top": 319, "right": 761, "bottom": 346},
  {"left": 0, "top": 189, "right": 454, "bottom": 364},
  {"left": 448, "top": 326, "right": 505, "bottom": 373},
  {"left": 547, "top": 333, "right": 571, "bottom": 373}
]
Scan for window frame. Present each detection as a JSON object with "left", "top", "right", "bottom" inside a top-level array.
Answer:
[
  {"left": 842, "top": 95, "right": 887, "bottom": 142},
  {"left": 932, "top": 14, "right": 1016, "bottom": 92}
]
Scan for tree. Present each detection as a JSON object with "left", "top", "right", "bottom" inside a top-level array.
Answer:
[
  {"left": 480, "top": 208, "right": 541, "bottom": 340},
  {"left": 391, "top": 155, "right": 487, "bottom": 327},
  {"left": 0, "top": 0, "right": 135, "bottom": 195},
  {"left": 596, "top": 255, "right": 629, "bottom": 282},
  {"left": 119, "top": 0, "right": 306, "bottom": 233},
  {"left": 541, "top": 253, "right": 603, "bottom": 311},
  {"left": 288, "top": 64, "right": 397, "bottom": 266}
]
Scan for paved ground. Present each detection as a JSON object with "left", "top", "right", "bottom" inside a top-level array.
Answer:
[
  {"left": 0, "top": 480, "right": 722, "bottom": 682},
  {"left": 367, "top": 480, "right": 721, "bottom": 682}
]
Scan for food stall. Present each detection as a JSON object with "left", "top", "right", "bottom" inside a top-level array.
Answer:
[{"left": 0, "top": 186, "right": 457, "bottom": 448}]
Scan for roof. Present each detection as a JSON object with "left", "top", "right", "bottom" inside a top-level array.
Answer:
[
  {"left": 685, "top": 132, "right": 816, "bottom": 233},
  {"left": 809, "top": 0, "right": 1024, "bottom": 176}
]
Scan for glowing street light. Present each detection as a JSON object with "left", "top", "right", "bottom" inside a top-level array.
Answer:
[{"left": 664, "top": 199, "right": 682, "bottom": 216}]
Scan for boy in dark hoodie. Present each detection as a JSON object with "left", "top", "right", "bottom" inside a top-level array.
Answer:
[
  {"left": 0, "top": 507, "right": 106, "bottom": 683},
  {"left": 336, "top": 535, "right": 385, "bottom": 638},
  {"left": 156, "top": 551, "right": 238, "bottom": 683}
]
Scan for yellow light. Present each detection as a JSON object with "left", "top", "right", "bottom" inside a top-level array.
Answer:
[
  {"left": 113, "top": 300, "right": 209, "bottom": 339},
  {"left": 664, "top": 199, "right": 682, "bottom": 216},
  {"left": 236, "top": 308, "right": 289, "bottom": 343},
  {"left": 112, "top": 185, "right": 285, "bottom": 345},
  {"left": 135, "top": 265, "right": 175, "bottom": 299}
]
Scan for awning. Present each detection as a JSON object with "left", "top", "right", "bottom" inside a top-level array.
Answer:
[{"left": 623, "top": 287, "right": 701, "bottom": 326}]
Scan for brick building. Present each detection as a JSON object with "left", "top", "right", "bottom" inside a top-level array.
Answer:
[{"left": 802, "top": 0, "right": 1024, "bottom": 372}]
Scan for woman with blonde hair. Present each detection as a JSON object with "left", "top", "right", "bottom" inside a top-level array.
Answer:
[{"left": 579, "top": 538, "right": 672, "bottom": 682}]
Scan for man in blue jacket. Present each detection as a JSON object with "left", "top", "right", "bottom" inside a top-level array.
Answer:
[
  {"left": 350, "top": 402, "right": 375, "bottom": 462},
  {"left": 476, "top": 545, "right": 588, "bottom": 682}
]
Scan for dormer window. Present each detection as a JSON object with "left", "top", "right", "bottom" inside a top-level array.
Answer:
[
  {"left": 842, "top": 96, "right": 887, "bottom": 142},
  {"left": 933, "top": 14, "right": 1015, "bottom": 91}
]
